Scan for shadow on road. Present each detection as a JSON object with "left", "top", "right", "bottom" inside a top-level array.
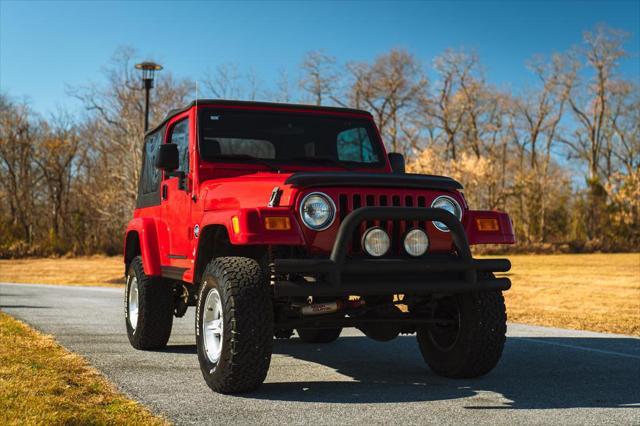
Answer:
[
  {"left": 233, "top": 335, "right": 640, "bottom": 409},
  {"left": 158, "top": 344, "right": 197, "bottom": 354}
]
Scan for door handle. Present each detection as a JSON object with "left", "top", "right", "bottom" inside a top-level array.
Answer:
[{"left": 162, "top": 184, "right": 168, "bottom": 200}]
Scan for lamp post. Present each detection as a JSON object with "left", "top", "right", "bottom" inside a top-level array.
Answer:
[{"left": 135, "top": 61, "right": 163, "bottom": 132}]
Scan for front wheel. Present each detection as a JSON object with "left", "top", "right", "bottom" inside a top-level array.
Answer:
[
  {"left": 196, "top": 257, "right": 273, "bottom": 394},
  {"left": 416, "top": 290, "right": 507, "bottom": 378}
]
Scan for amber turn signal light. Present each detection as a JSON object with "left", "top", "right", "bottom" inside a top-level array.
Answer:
[
  {"left": 264, "top": 216, "right": 291, "bottom": 231},
  {"left": 231, "top": 216, "right": 241, "bottom": 234},
  {"left": 476, "top": 218, "right": 500, "bottom": 232}
]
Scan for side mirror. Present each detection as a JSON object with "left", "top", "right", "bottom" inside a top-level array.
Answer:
[
  {"left": 156, "top": 143, "right": 179, "bottom": 171},
  {"left": 388, "top": 153, "right": 405, "bottom": 174}
]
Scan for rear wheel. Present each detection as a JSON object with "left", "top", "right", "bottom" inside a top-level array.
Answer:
[
  {"left": 296, "top": 327, "right": 342, "bottom": 343},
  {"left": 196, "top": 257, "right": 273, "bottom": 394},
  {"left": 125, "top": 256, "right": 174, "bottom": 350},
  {"left": 416, "top": 289, "right": 506, "bottom": 378}
]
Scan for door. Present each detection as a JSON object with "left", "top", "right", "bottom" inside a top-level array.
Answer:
[{"left": 161, "top": 116, "right": 193, "bottom": 271}]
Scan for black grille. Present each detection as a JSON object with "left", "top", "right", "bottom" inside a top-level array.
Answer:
[{"left": 338, "top": 192, "right": 429, "bottom": 255}]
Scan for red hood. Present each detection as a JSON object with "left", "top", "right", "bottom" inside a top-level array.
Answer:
[
  {"left": 200, "top": 172, "right": 299, "bottom": 211},
  {"left": 199, "top": 170, "right": 465, "bottom": 212}
]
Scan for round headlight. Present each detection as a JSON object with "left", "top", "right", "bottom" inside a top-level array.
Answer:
[
  {"left": 300, "top": 192, "right": 336, "bottom": 231},
  {"left": 431, "top": 195, "right": 462, "bottom": 232},
  {"left": 404, "top": 228, "right": 429, "bottom": 256},
  {"left": 362, "top": 227, "right": 391, "bottom": 257}
]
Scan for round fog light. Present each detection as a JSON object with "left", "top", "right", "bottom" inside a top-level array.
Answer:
[
  {"left": 362, "top": 227, "right": 390, "bottom": 257},
  {"left": 404, "top": 228, "right": 429, "bottom": 257}
]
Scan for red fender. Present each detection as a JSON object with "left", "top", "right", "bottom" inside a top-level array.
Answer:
[
  {"left": 199, "top": 208, "right": 305, "bottom": 246},
  {"left": 124, "top": 217, "right": 162, "bottom": 276},
  {"left": 464, "top": 210, "right": 516, "bottom": 245}
]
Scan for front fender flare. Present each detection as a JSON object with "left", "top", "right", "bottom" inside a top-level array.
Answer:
[
  {"left": 464, "top": 210, "right": 515, "bottom": 245},
  {"left": 200, "top": 208, "right": 305, "bottom": 246}
]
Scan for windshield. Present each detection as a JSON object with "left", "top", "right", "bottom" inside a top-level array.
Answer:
[{"left": 197, "top": 108, "right": 384, "bottom": 168}]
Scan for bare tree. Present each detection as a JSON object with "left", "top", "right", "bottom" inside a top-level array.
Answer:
[
  {"left": 346, "top": 49, "right": 427, "bottom": 155},
  {"left": 607, "top": 80, "right": 639, "bottom": 176},
  {"left": 274, "top": 68, "right": 292, "bottom": 102},
  {"left": 560, "top": 25, "right": 630, "bottom": 240},
  {"left": 32, "top": 112, "right": 82, "bottom": 247},
  {"left": 299, "top": 50, "right": 337, "bottom": 105},
  {"left": 512, "top": 54, "right": 575, "bottom": 241},
  {"left": 427, "top": 49, "right": 479, "bottom": 160},
  {"left": 562, "top": 25, "right": 628, "bottom": 182},
  {"left": 70, "top": 47, "right": 193, "bottom": 249},
  {"left": 204, "top": 63, "right": 243, "bottom": 99},
  {"left": 0, "top": 95, "right": 40, "bottom": 245},
  {"left": 245, "top": 67, "right": 263, "bottom": 101},
  {"left": 203, "top": 63, "right": 267, "bottom": 101}
]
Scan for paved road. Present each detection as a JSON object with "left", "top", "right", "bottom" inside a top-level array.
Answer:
[{"left": 1, "top": 282, "right": 639, "bottom": 425}]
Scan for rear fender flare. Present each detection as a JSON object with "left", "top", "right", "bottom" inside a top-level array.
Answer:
[{"left": 124, "top": 218, "right": 162, "bottom": 276}]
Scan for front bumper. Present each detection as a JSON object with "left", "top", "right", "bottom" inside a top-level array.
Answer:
[{"left": 273, "top": 207, "right": 511, "bottom": 297}]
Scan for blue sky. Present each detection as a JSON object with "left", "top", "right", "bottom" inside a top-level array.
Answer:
[{"left": 1, "top": 0, "right": 639, "bottom": 116}]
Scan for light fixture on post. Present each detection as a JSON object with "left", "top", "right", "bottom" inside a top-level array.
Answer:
[{"left": 135, "top": 61, "right": 163, "bottom": 132}]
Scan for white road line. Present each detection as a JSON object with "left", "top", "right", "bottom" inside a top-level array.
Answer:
[{"left": 519, "top": 337, "right": 640, "bottom": 360}]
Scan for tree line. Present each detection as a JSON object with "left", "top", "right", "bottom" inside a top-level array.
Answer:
[{"left": 0, "top": 25, "right": 637, "bottom": 257}]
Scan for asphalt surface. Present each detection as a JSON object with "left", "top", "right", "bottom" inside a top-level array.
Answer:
[{"left": 1, "top": 282, "right": 639, "bottom": 425}]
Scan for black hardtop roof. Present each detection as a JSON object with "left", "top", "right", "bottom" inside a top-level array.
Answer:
[{"left": 145, "top": 99, "right": 373, "bottom": 137}]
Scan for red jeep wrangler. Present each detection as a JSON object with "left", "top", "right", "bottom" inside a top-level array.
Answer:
[{"left": 124, "top": 100, "right": 515, "bottom": 394}]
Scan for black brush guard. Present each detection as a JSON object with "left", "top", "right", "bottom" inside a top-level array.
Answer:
[{"left": 273, "top": 207, "right": 511, "bottom": 297}]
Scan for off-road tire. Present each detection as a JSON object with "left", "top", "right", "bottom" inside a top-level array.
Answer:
[
  {"left": 417, "top": 290, "right": 506, "bottom": 378},
  {"left": 196, "top": 257, "right": 273, "bottom": 394},
  {"left": 125, "top": 256, "right": 174, "bottom": 350},
  {"left": 297, "top": 327, "right": 342, "bottom": 343}
]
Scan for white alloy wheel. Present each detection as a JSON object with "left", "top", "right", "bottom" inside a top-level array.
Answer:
[
  {"left": 203, "top": 288, "right": 224, "bottom": 363},
  {"left": 128, "top": 276, "right": 139, "bottom": 330}
]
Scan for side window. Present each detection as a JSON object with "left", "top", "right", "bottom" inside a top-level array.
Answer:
[
  {"left": 336, "top": 127, "right": 379, "bottom": 163},
  {"left": 136, "top": 126, "right": 165, "bottom": 208},
  {"left": 141, "top": 131, "right": 161, "bottom": 194},
  {"left": 169, "top": 119, "right": 189, "bottom": 173}
]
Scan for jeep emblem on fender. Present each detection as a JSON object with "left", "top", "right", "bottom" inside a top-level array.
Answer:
[{"left": 194, "top": 224, "right": 200, "bottom": 239}]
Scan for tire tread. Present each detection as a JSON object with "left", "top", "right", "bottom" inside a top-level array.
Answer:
[
  {"left": 417, "top": 290, "right": 507, "bottom": 378},
  {"left": 126, "top": 256, "right": 173, "bottom": 350},
  {"left": 198, "top": 257, "right": 273, "bottom": 394}
]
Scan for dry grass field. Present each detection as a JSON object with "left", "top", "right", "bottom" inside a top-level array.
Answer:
[
  {"left": 0, "top": 312, "right": 167, "bottom": 425},
  {"left": 500, "top": 253, "right": 639, "bottom": 336},
  {"left": 0, "top": 256, "right": 124, "bottom": 287},
  {"left": 1, "top": 253, "right": 639, "bottom": 335}
]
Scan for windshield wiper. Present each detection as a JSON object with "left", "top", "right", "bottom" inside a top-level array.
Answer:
[
  {"left": 288, "top": 156, "right": 354, "bottom": 170},
  {"left": 206, "top": 154, "right": 280, "bottom": 172}
]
